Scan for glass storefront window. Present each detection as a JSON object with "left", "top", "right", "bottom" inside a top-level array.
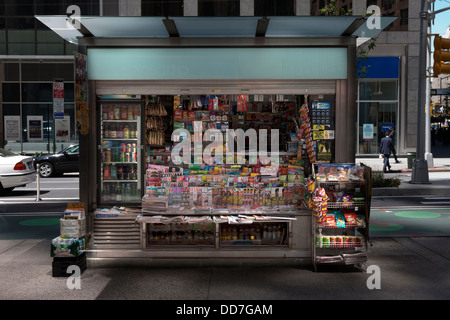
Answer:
[
  {"left": 21, "top": 63, "right": 74, "bottom": 82},
  {"left": 358, "top": 102, "right": 398, "bottom": 155},
  {"left": 37, "top": 43, "right": 64, "bottom": 55},
  {"left": 22, "top": 83, "right": 52, "bottom": 103},
  {"left": 3, "top": 104, "right": 21, "bottom": 153},
  {"left": 255, "top": 0, "right": 295, "bottom": 16},
  {"left": 2, "top": 83, "right": 20, "bottom": 102},
  {"left": 198, "top": 0, "right": 240, "bottom": 16},
  {"left": 359, "top": 80, "right": 398, "bottom": 101},
  {"left": 3, "top": 63, "right": 19, "bottom": 81},
  {"left": 7, "top": 43, "right": 35, "bottom": 55}
]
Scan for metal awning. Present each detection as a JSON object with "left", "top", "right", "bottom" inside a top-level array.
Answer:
[{"left": 35, "top": 15, "right": 397, "bottom": 45}]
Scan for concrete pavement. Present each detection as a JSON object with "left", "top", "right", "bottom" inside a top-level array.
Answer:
[
  {"left": 356, "top": 156, "right": 450, "bottom": 196},
  {"left": 1, "top": 236, "right": 450, "bottom": 300},
  {"left": 0, "top": 156, "right": 449, "bottom": 301}
]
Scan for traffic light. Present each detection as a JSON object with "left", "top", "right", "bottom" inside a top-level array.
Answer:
[{"left": 434, "top": 36, "right": 450, "bottom": 76}]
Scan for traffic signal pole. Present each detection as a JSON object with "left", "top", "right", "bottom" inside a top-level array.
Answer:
[
  {"left": 412, "top": 1, "right": 450, "bottom": 184},
  {"left": 411, "top": 0, "right": 431, "bottom": 184},
  {"left": 425, "top": 18, "right": 433, "bottom": 168}
]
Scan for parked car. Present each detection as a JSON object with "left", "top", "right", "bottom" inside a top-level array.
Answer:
[
  {"left": 33, "top": 144, "right": 79, "bottom": 178},
  {"left": 0, "top": 148, "right": 36, "bottom": 193}
]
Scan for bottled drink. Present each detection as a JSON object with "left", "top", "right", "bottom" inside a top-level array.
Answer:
[
  {"left": 117, "top": 124, "right": 124, "bottom": 139},
  {"left": 123, "top": 125, "right": 130, "bottom": 139},
  {"left": 128, "top": 106, "right": 133, "bottom": 120},
  {"left": 120, "top": 105, "right": 128, "bottom": 120},
  {"left": 111, "top": 165, "right": 117, "bottom": 180},
  {"left": 114, "top": 106, "right": 120, "bottom": 120},
  {"left": 107, "top": 105, "right": 114, "bottom": 120},
  {"left": 115, "top": 184, "right": 122, "bottom": 201},
  {"left": 106, "top": 149, "right": 111, "bottom": 162},
  {"left": 103, "top": 164, "right": 110, "bottom": 180}
]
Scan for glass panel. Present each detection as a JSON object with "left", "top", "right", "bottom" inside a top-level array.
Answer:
[
  {"left": 198, "top": 0, "right": 240, "bottom": 16},
  {"left": 34, "top": 15, "right": 83, "bottom": 45},
  {"left": 173, "top": 16, "right": 259, "bottom": 37},
  {"left": 64, "top": 83, "right": 75, "bottom": 103},
  {"left": 359, "top": 80, "right": 398, "bottom": 101},
  {"left": 65, "top": 42, "right": 78, "bottom": 55},
  {"left": 8, "top": 43, "right": 35, "bottom": 55},
  {"left": 22, "top": 104, "right": 52, "bottom": 154},
  {"left": 37, "top": 43, "right": 64, "bottom": 55},
  {"left": 3, "top": 104, "right": 21, "bottom": 153},
  {"left": 100, "top": 102, "right": 142, "bottom": 204},
  {"left": 3, "top": 63, "right": 20, "bottom": 81},
  {"left": 34, "top": 0, "right": 65, "bottom": 15},
  {"left": 358, "top": 102, "right": 398, "bottom": 155},
  {"left": 80, "top": 16, "right": 169, "bottom": 37},
  {"left": 62, "top": 103, "right": 77, "bottom": 142},
  {"left": 255, "top": 0, "right": 295, "bottom": 16},
  {"left": 22, "top": 83, "right": 52, "bottom": 103},
  {"left": 5, "top": 0, "right": 34, "bottom": 16},
  {"left": 7, "top": 30, "right": 35, "bottom": 43},
  {"left": 2, "top": 83, "right": 20, "bottom": 102},
  {"left": 21, "top": 63, "right": 74, "bottom": 82},
  {"left": 22, "top": 82, "right": 74, "bottom": 103},
  {"left": 37, "top": 29, "right": 64, "bottom": 43},
  {"left": 6, "top": 16, "right": 35, "bottom": 29},
  {"left": 141, "top": 0, "right": 184, "bottom": 16},
  {"left": 266, "top": 16, "right": 357, "bottom": 37}
]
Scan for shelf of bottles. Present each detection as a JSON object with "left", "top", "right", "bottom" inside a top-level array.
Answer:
[{"left": 100, "top": 102, "right": 142, "bottom": 204}]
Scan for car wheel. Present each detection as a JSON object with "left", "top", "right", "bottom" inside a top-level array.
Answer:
[{"left": 39, "top": 162, "right": 54, "bottom": 177}]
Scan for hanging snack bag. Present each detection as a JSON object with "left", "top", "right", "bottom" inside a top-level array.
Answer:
[{"left": 335, "top": 212, "right": 346, "bottom": 228}]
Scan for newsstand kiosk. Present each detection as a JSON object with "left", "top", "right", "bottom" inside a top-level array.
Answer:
[{"left": 37, "top": 15, "right": 395, "bottom": 269}]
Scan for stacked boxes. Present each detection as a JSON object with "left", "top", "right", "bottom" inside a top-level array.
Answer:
[{"left": 51, "top": 203, "right": 87, "bottom": 277}]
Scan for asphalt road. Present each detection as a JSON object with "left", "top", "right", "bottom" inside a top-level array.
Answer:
[{"left": 0, "top": 173, "right": 79, "bottom": 204}]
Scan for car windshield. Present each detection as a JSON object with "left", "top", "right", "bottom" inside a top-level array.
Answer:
[
  {"left": 59, "top": 145, "right": 79, "bottom": 154},
  {"left": 0, "top": 148, "right": 18, "bottom": 157}
]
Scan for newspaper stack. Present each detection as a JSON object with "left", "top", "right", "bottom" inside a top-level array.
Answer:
[{"left": 141, "top": 194, "right": 168, "bottom": 214}]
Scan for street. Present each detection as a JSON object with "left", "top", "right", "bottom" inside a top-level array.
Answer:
[
  {"left": 0, "top": 174, "right": 79, "bottom": 204},
  {"left": 0, "top": 173, "right": 449, "bottom": 240}
]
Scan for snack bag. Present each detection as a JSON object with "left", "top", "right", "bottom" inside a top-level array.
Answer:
[
  {"left": 335, "top": 212, "right": 346, "bottom": 228},
  {"left": 345, "top": 212, "right": 357, "bottom": 226}
]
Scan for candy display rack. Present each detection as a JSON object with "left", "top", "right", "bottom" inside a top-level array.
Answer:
[{"left": 311, "top": 163, "right": 372, "bottom": 271}]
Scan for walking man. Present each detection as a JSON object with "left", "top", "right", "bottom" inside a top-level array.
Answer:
[
  {"left": 388, "top": 128, "right": 400, "bottom": 163},
  {"left": 380, "top": 131, "right": 394, "bottom": 173}
]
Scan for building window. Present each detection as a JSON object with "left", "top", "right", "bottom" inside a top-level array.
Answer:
[
  {"left": 357, "top": 80, "right": 400, "bottom": 155},
  {"left": 198, "top": 0, "right": 240, "bottom": 16},
  {"left": 255, "top": 0, "right": 295, "bottom": 16},
  {"left": 2, "top": 62, "right": 77, "bottom": 154},
  {"left": 141, "top": 0, "right": 184, "bottom": 16}
]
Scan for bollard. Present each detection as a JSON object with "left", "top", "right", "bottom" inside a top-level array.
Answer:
[{"left": 35, "top": 163, "right": 42, "bottom": 201}]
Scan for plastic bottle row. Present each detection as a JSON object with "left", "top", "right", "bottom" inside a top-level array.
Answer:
[
  {"left": 103, "top": 123, "right": 138, "bottom": 139},
  {"left": 102, "top": 104, "right": 140, "bottom": 121},
  {"left": 102, "top": 145, "right": 138, "bottom": 163},
  {"left": 101, "top": 182, "right": 140, "bottom": 202},
  {"left": 220, "top": 223, "right": 285, "bottom": 242},
  {"left": 103, "top": 164, "right": 137, "bottom": 181}
]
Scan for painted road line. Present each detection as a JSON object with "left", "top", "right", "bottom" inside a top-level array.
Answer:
[
  {"left": 0, "top": 212, "right": 62, "bottom": 216},
  {"left": 16, "top": 188, "right": 79, "bottom": 190},
  {"left": 420, "top": 201, "right": 450, "bottom": 205}
]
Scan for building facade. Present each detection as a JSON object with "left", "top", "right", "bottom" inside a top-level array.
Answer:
[
  {"left": 0, "top": 0, "right": 99, "bottom": 154},
  {"left": 1, "top": 0, "right": 424, "bottom": 158}
]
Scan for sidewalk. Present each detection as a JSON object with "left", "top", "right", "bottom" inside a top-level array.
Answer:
[{"left": 356, "top": 156, "right": 450, "bottom": 196}]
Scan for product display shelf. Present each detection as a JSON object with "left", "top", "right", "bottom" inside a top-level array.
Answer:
[
  {"left": 99, "top": 101, "right": 143, "bottom": 205},
  {"left": 311, "top": 163, "right": 371, "bottom": 271},
  {"left": 137, "top": 208, "right": 307, "bottom": 250}
]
